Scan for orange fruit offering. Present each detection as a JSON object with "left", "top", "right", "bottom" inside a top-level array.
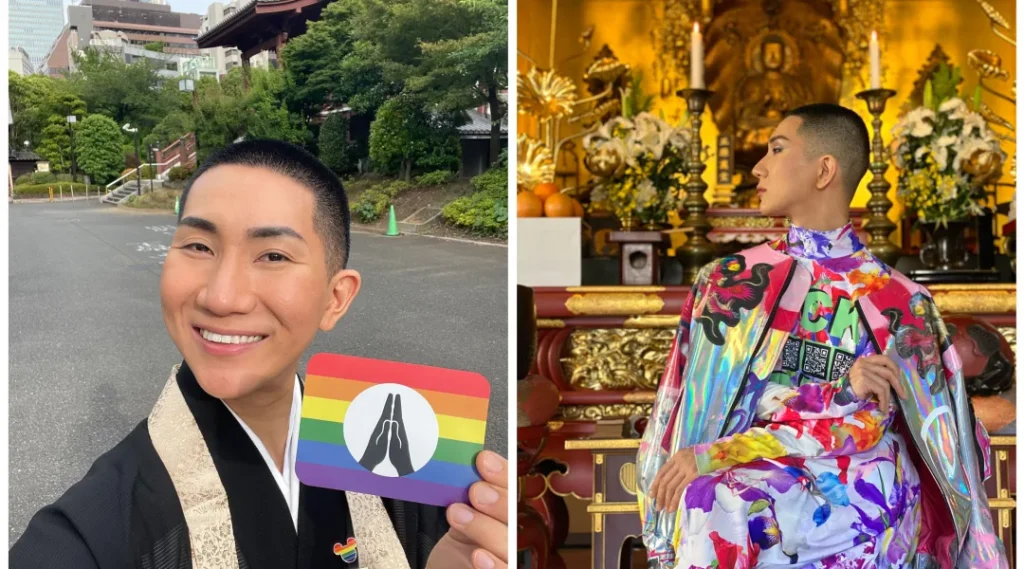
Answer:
[
  {"left": 533, "top": 182, "right": 560, "bottom": 201},
  {"left": 571, "top": 198, "right": 584, "bottom": 217},
  {"left": 517, "top": 191, "right": 544, "bottom": 218},
  {"left": 544, "top": 193, "right": 575, "bottom": 217}
]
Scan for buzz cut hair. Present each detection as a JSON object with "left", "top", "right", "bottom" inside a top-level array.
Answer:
[
  {"left": 784, "top": 103, "right": 871, "bottom": 197},
  {"left": 178, "top": 139, "right": 351, "bottom": 273}
]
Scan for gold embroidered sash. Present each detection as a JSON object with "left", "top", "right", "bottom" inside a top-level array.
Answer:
[{"left": 148, "top": 367, "right": 411, "bottom": 569}]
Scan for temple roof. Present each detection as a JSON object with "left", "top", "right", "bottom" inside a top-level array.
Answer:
[
  {"left": 458, "top": 109, "right": 508, "bottom": 138},
  {"left": 196, "top": 0, "right": 323, "bottom": 58}
]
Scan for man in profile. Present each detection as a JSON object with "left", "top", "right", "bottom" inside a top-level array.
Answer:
[
  {"left": 636, "top": 104, "right": 1005, "bottom": 568},
  {"left": 11, "top": 140, "right": 508, "bottom": 569}
]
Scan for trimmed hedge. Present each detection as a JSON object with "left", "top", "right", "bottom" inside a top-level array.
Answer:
[
  {"left": 351, "top": 180, "right": 411, "bottom": 223},
  {"left": 13, "top": 182, "right": 90, "bottom": 197}
]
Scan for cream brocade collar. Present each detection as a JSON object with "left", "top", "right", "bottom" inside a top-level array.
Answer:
[{"left": 147, "top": 365, "right": 411, "bottom": 569}]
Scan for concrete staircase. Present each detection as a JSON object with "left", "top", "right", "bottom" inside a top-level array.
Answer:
[{"left": 102, "top": 180, "right": 142, "bottom": 204}]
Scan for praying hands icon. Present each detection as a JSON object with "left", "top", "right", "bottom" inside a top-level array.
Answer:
[{"left": 358, "top": 394, "right": 415, "bottom": 476}]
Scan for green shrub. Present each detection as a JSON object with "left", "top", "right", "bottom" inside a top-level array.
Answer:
[
  {"left": 138, "top": 165, "right": 157, "bottom": 179},
  {"left": 351, "top": 180, "right": 411, "bottom": 223},
  {"left": 14, "top": 173, "right": 33, "bottom": 185},
  {"left": 441, "top": 162, "right": 508, "bottom": 236},
  {"left": 167, "top": 166, "right": 194, "bottom": 182},
  {"left": 31, "top": 171, "right": 56, "bottom": 184},
  {"left": 415, "top": 170, "right": 456, "bottom": 186}
]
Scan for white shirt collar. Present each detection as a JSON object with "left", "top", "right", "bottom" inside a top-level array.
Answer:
[{"left": 223, "top": 375, "right": 302, "bottom": 532}]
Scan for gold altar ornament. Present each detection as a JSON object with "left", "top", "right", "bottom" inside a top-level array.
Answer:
[
  {"left": 518, "top": 68, "right": 577, "bottom": 119},
  {"left": 564, "top": 328, "right": 675, "bottom": 391},
  {"left": 517, "top": 134, "right": 556, "bottom": 190},
  {"left": 559, "top": 403, "right": 653, "bottom": 421}
]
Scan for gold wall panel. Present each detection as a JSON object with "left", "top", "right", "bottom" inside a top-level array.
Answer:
[{"left": 564, "top": 328, "right": 676, "bottom": 390}]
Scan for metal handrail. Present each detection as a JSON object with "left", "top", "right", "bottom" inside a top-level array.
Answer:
[{"left": 104, "top": 159, "right": 181, "bottom": 191}]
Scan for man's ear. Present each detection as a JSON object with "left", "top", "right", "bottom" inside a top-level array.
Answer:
[
  {"left": 817, "top": 155, "right": 840, "bottom": 190},
  {"left": 320, "top": 269, "right": 362, "bottom": 332}
]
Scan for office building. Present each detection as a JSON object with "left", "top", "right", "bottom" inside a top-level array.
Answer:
[{"left": 9, "top": 0, "right": 65, "bottom": 68}]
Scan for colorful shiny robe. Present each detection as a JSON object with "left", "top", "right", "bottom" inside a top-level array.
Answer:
[{"left": 635, "top": 244, "right": 1006, "bottom": 569}]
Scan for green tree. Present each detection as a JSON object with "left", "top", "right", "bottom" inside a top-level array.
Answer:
[
  {"left": 143, "top": 111, "right": 196, "bottom": 149},
  {"left": 410, "top": 0, "right": 507, "bottom": 164},
  {"left": 369, "top": 95, "right": 431, "bottom": 179},
  {"left": 319, "top": 113, "right": 355, "bottom": 174},
  {"left": 143, "top": 41, "right": 165, "bottom": 53},
  {"left": 39, "top": 117, "right": 73, "bottom": 173},
  {"left": 9, "top": 73, "right": 87, "bottom": 149},
  {"left": 75, "top": 115, "right": 126, "bottom": 184},
  {"left": 70, "top": 48, "right": 183, "bottom": 135}
]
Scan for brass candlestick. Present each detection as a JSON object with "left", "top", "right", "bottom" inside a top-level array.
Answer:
[
  {"left": 677, "top": 88, "right": 715, "bottom": 284},
  {"left": 855, "top": 88, "right": 901, "bottom": 267}
]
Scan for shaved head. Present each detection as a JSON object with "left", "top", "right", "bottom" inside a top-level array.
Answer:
[{"left": 784, "top": 103, "right": 871, "bottom": 197}]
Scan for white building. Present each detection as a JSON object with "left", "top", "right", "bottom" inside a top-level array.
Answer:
[
  {"left": 8, "top": 47, "right": 34, "bottom": 76},
  {"left": 200, "top": 0, "right": 272, "bottom": 78}
]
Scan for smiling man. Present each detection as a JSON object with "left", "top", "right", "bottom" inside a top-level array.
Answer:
[
  {"left": 635, "top": 104, "right": 1005, "bottom": 568},
  {"left": 10, "top": 140, "right": 508, "bottom": 569}
]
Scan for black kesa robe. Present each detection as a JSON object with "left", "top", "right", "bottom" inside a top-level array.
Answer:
[{"left": 10, "top": 362, "right": 450, "bottom": 568}]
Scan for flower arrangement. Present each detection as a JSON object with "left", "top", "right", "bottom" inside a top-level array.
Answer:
[
  {"left": 582, "top": 112, "right": 691, "bottom": 227},
  {"left": 891, "top": 66, "right": 1004, "bottom": 227}
]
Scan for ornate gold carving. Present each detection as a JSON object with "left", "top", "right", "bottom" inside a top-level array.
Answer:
[
  {"left": 989, "top": 436, "right": 1016, "bottom": 447},
  {"left": 537, "top": 318, "right": 566, "bottom": 329},
  {"left": 594, "top": 513, "right": 603, "bottom": 533},
  {"left": 708, "top": 216, "right": 781, "bottom": 229},
  {"left": 596, "top": 453, "right": 604, "bottom": 465},
  {"left": 623, "top": 391, "right": 657, "bottom": 404},
  {"left": 587, "top": 502, "right": 641, "bottom": 514},
  {"left": 560, "top": 404, "right": 654, "bottom": 421},
  {"left": 594, "top": 492, "right": 604, "bottom": 503},
  {"left": 623, "top": 315, "right": 681, "bottom": 329},
  {"left": 565, "top": 439, "right": 643, "bottom": 450},
  {"left": 996, "top": 327, "right": 1016, "bottom": 355},
  {"left": 927, "top": 285, "right": 1015, "bottom": 314},
  {"left": 619, "top": 462, "right": 638, "bottom": 496},
  {"left": 564, "top": 329, "right": 675, "bottom": 390},
  {"left": 989, "top": 498, "right": 1015, "bottom": 509},
  {"left": 968, "top": 49, "right": 1010, "bottom": 80},
  {"left": 564, "top": 292, "right": 666, "bottom": 316}
]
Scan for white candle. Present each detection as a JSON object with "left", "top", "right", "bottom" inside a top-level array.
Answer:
[
  {"left": 690, "top": 22, "right": 705, "bottom": 89},
  {"left": 869, "top": 30, "right": 881, "bottom": 89}
]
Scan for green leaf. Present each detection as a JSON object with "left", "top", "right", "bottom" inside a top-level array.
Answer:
[{"left": 748, "top": 499, "right": 771, "bottom": 514}]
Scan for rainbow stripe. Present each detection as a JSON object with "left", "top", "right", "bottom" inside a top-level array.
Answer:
[{"left": 296, "top": 353, "right": 490, "bottom": 507}]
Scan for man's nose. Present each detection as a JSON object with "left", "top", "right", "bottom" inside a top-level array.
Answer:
[
  {"left": 196, "top": 256, "right": 257, "bottom": 316},
  {"left": 752, "top": 157, "right": 767, "bottom": 180}
]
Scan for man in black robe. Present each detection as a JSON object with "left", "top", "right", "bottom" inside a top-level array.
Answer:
[{"left": 10, "top": 140, "right": 508, "bottom": 569}]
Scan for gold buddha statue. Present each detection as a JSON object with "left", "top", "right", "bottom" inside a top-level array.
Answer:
[{"left": 734, "top": 34, "right": 814, "bottom": 152}]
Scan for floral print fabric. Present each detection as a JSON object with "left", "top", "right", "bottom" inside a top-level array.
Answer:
[{"left": 677, "top": 224, "right": 922, "bottom": 568}]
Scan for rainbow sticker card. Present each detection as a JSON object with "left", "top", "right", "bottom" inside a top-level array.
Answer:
[{"left": 296, "top": 353, "right": 490, "bottom": 507}]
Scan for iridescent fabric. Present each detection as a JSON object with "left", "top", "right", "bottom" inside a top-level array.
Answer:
[{"left": 636, "top": 225, "right": 1006, "bottom": 569}]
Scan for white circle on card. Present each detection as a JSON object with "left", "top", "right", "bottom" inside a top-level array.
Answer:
[{"left": 344, "top": 383, "right": 439, "bottom": 477}]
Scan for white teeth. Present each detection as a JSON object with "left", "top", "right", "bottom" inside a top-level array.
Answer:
[{"left": 199, "top": 329, "right": 263, "bottom": 345}]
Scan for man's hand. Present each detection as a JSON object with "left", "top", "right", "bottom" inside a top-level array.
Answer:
[
  {"left": 648, "top": 447, "right": 699, "bottom": 513},
  {"left": 388, "top": 394, "right": 415, "bottom": 476},
  {"left": 359, "top": 394, "right": 394, "bottom": 472},
  {"left": 848, "top": 354, "right": 906, "bottom": 412},
  {"left": 427, "top": 451, "right": 508, "bottom": 569}
]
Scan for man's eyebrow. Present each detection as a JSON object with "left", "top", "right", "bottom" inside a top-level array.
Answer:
[
  {"left": 769, "top": 135, "right": 790, "bottom": 144},
  {"left": 178, "top": 216, "right": 217, "bottom": 233},
  {"left": 248, "top": 226, "right": 306, "bottom": 242}
]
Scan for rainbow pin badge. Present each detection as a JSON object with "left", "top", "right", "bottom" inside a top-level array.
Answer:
[
  {"left": 296, "top": 353, "right": 490, "bottom": 507},
  {"left": 333, "top": 538, "right": 358, "bottom": 563}
]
